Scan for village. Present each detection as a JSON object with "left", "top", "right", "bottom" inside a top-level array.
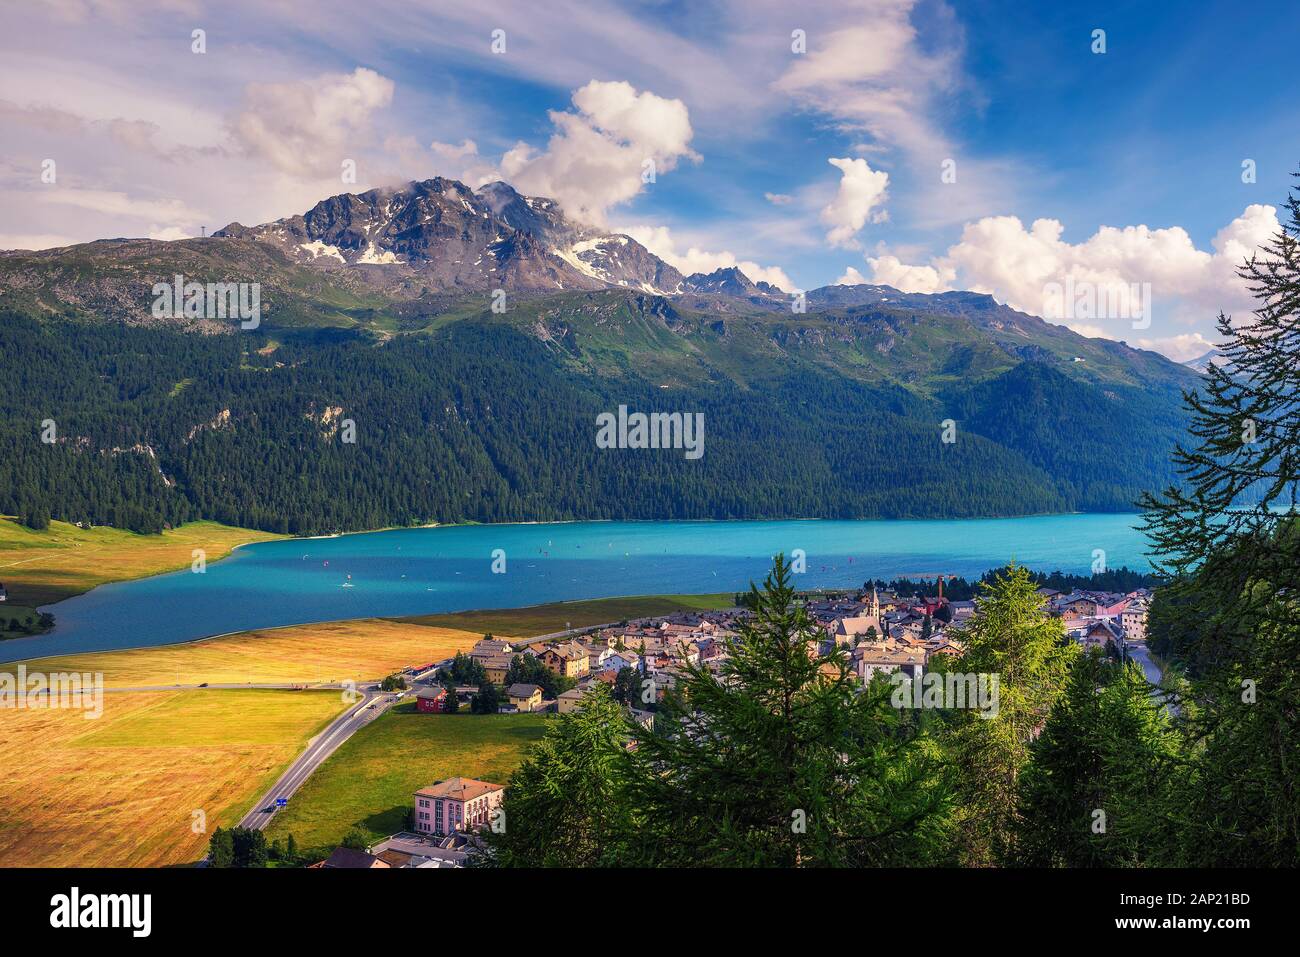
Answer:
[{"left": 317, "top": 577, "right": 1153, "bottom": 868}]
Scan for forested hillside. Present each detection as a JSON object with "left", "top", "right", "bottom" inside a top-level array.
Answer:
[
  {"left": 2, "top": 309, "right": 1078, "bottom": 533},
  {"left": 0, "top": 239, "right": 1200, "bottom": 536}
]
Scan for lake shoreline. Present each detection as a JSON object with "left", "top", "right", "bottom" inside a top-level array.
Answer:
[
  {"left": 37, "top": 509, "right": 1118, "bottom": 613},
  {"left": 4, "top": 513, "right": 1155, "bottom": 663}
]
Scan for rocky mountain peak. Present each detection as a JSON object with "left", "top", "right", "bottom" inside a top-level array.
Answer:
[{"left": 213, "top": 176, "right": 687, "bottom": 295}]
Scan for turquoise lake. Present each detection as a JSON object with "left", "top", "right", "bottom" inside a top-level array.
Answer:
[{"left": 6, "top": 514, "right": 1153, "bottom": 662}]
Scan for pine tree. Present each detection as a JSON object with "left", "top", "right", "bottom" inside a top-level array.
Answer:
[
  {"left": 227, "top": 826, "right": 269, "bottom": 867},
  {"left": 620, "top": 554, "right": 950, "bottom": 867},
  {"left": 1016, "top": 654, "right": 1177, "bottom": 866},
  {"left": 1094, "top": 660, "right": 1180, "bottom": 864},
  {"left": 944, "top": 564, "right": 1078, "bottom": 866},
  {"left": 611, "top": 666, "right": 638, "bottom": 706},
  {"left": 471, "top": 681, "right": 500, "bottom": 714},
  {"left": 1139, "top": 174, "right": 1300, "bottom": 866},
  {"left": 1015, "top": 650, "right": 1111, "bottom": 866},
  {"left": 207, "top": 827, "right": 234, "bottom": 867},
  {"left": 479, "top": 685, "right": 632, "bottom": 867},
  {"left": 1141, "top": 173, "right": 1299, "bottom": 594}
]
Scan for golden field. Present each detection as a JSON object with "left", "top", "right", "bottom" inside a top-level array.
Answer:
[
  {"left": 0, "top": 518, "right": 283, "bottom": 606},
  {"left": 0, "top": 689, "right": 345, "bottom": 867},
  {"left": 3, "top": 618, "right": 484, "bottom": 688}
]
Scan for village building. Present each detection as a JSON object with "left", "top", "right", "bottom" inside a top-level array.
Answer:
[
  {"left": 1121, "top": 603, "right": 1149, "bottom": 643},
  {"left": 1081, "top": 619, "right": 1123, "bottom": 650},
  {"left": 542, "top": 640, "right": 590, "bottom": 678},
  {"left": 481, "top": 655, "right": 513, "bottom": 684},
  {"left": 413, "top": 777, "right": 505, "bottom": 838},
  {"left": 318, "top": 847, "right": 390, "bottom": 869},
  {"left": 1059, "top": 595, "right": 1100, "bottom": 618},
  {"left": 852, "top": 642, "right": 926, "bottom": 681},
  {"left": 505, "top": 682, "right": 544, "bottom": 712},
  {"left": 601, "top": 650, "right": 641, "bottom": 673},
  {"left": 368, "top": 832, "right": 477, "bottom": 868},
  {"left": 415, "top": 686, "right": 450, "bottom": 713},
  {"left": 557, "top": 685, "right": 591, "bottom": 714},
  {"left": 469, "top": 638, "right": 514, "bottom": 661}
]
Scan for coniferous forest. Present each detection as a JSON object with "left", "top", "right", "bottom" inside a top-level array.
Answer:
[{"left": 0, "top": 298, "right": 1190, "bottom": 536}]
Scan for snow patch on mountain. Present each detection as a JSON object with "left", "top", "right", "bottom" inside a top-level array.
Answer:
[{"left": 299, "top": 240, "right": 346, "bottom": 263}]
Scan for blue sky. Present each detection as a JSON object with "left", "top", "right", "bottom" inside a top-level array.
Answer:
[{"left": 2, "top": 0, "right": 1297, "bottom": 359}]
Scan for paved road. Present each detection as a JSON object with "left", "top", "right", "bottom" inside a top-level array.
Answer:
[
  {"left": 237, "top": 684, "right": 399, "bottom": 831},
  {"left": 515, "top": 624, "right": 609, "bottom": 647},
  {"left": 1126, "top": 641, "right": 1163, "bottom": 686}
]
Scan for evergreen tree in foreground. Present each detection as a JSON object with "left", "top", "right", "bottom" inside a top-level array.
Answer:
[
  {"left": 943, "top": 564, "right": 1077, "bottom": 866},
  {"left": 1016, "top": 653, "right": 1177, "bottom": 866},
  {"left": 1014, "top": 650, "right": 1111, "bottom": 867},
  {"left": 480, "top": 685, "right": 633, "bottom": 867},
  {"left": 1141, "top": 171, "right": 1300, "bottom": 595},
  {"left": 1139, "top": 173, "right": 1300, "bottom": 866},
  {"left": 620, "top": 554, "right": 950, "bottom": 867}
]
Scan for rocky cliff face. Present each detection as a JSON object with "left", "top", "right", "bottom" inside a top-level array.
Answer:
[{"left": 214, "top": 177, "right": 690, "bottom": 295}]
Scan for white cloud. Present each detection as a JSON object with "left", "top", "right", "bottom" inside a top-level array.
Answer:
[
  {"left": 147, "top": 225, "right": 192, "bottom": 241},
  {"left": 1134, "top": 332, "right": 1218, "bottom": 363},
  {"left": 429, "top": 138, "right": 479, "bottom": 163},
  {"left": 498, "top": 80, "right": 698, "bottom": 225},
  {"left": 622, "top": 224, "right": 794, "bottom": 291},
  {"left": 424, "top": 137, "right": 501, "bottom": 188},
  {"left": 41, "top": 0, "right": 201, "bottom": 21},
  {"left": 228, "top": 67, "right": 395, "bottom": 177},
  {"left": 421, "top": 80, "right": 701, "bottom": 228},
  {"left": 764, "top": 192, "right": 793, "bottom": 205},
  {"left": 854, "top": 205, "right": 1280, "bottom": 358},
  {"left": 773, "top": 2, "right": 960, "bottom": 161},
  {"left": 820, "top": 157, "right": 889, "bottom": 247},
  {"left": 37, "top": 187, "right": 203, "bottom": 225},
  {"left": 836, "top": 255, "right": 951, "bottom": 294},
  {"left": 0, "top": 232, "right": 80, "bottom": 251},
  {"left": 865, "top": 254, "right": 950, "bottom": 294}
]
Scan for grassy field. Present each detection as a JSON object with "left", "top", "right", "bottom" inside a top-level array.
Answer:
[
  {"left": 265, "top": 707, "right": 548, "bottom": 858},
  {"left": 2, "top": 618, "right": 483, "bottom": 688},
  {"left": 394, "top": 592, "right": 737, "bottom": 639},
  {"left": 0, "top": 689, "right": 345, "bottom": 867},
  {"left": 0, "top": 517, "right": 283, "bottom": 606}
]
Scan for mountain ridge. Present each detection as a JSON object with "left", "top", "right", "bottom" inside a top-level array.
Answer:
[
  {"left": 0, "top": 174, "right": 1199, "bottom": 392},
  {"left": 213, "top": 176, "right": 707, "bottom": 296},
  {"left": 0, "top": 177, "right": 1202, "bottom": 535}
]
